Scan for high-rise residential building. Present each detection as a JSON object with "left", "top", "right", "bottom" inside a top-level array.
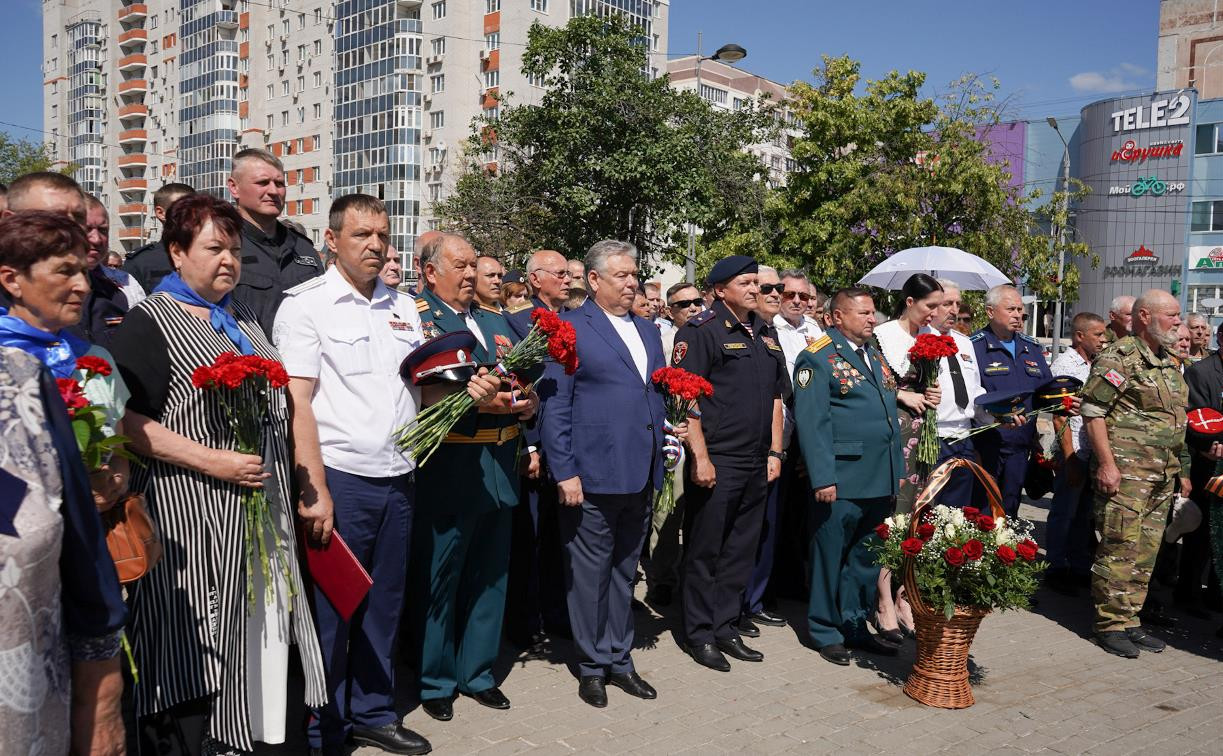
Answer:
[
  {"left": 42, "top": 0, "right": 666, "bottom": 265},
  {"left": 1158, "top": 0, "right": 1223, "bottom": 99},
  {"left": 666, "top": 55, "right": 798, "bottom": 188}
]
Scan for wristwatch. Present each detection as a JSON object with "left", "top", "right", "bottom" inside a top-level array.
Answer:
[{"left": 768, "top": 450, "right": 786, "bottom": 461}]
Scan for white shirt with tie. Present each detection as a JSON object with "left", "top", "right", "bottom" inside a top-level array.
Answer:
[{"left": 924, "top": 326, "right": 985, "bottom": 437}]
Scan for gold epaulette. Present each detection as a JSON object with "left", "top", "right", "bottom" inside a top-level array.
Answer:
[
  {"left": 415, "top": 298, "right": 430, "bottom": 312},
  {"left": 479, "top": 303, "right": 502, "bottom": 314},
  {"left": 805, "top": 334, "right": 832, "bottom": 353},
  {"left": 506, "top": 302, "right": 532, "bottom": 315}
]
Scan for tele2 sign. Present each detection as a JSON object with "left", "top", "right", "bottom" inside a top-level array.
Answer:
[{"left": 1111, "top": 95, "right": 1192, "bottom": 133}]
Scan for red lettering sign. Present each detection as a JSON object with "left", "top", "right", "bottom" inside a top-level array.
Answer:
[{"left": 1110, "top": 139, "right": 1184, "bottom": 163}]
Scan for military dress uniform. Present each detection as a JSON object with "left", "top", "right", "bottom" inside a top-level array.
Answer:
[
  {"left": 232, "top": 219, "right": 323, "bottom": 339},
  {"left": 673, "top": 298, "right": 788, "bottom": 650},
  {"left": 970, "top": 328, "right": 1052, "bottom": 517},
  {"left": 1081, "top": 335, "right": 1188, "bottom": 638},
  {"left": 410, "top": 286, "right": 523, "bottom": 707},
  {"left": 792, "top": 329, "right": 904, "bottom": 653},
  {"left": 124, "top": 238, "right": 174, "bottom": 294}
]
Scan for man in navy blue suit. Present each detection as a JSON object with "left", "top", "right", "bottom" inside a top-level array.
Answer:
[{"left": 539, "top": 240, "right": 669, "bottom": 708}]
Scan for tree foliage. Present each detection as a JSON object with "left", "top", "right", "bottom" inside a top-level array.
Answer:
[
  {"left": 771, "top": 57, "right": 1095, "bottom": 302},
  {"left": 433, "top": 15, "right": 773, "bottom": 268},
  {"left": 0, "top": 132, "right": 61, "bottom": 185}
]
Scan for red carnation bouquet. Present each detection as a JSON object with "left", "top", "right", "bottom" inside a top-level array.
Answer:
[
  {"left": 908, "top": 333, "right": 959, "bottom": 466},
  {"left": 395, "top": 308, "right": 579, "bottom": 465},
  {"left": 191, "top": 351, "right": 292, "bottom": 609},
  {"left": 651, "top": 367, "right": 714, "bottom": 517},
  {"left": 58, "top": 356, "right": 135, "bottom": 471}
]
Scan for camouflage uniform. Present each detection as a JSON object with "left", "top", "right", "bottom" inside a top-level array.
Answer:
[{"left": 1080, "top": 335, "right": 1188, "bottom": 633}]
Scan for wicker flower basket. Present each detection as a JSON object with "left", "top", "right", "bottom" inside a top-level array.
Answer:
[{"left": 900, "top": 458, "right": 1005, "bottom": 709}]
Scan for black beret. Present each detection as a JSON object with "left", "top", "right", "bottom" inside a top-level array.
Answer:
[
  {"left": 706, "top": 255, "right": 758, "bottom": 286},
  {"left": 503, "top": 270, "right": 525, "bottom": 284}
]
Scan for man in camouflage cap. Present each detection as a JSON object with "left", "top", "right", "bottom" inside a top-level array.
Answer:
[{"left": 1081, "top": 289, "right": 1189, "bottom": 658}]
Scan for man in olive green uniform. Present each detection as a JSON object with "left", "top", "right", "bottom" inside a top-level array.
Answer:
[
  {"left": 1099, "top": 294, "right": 1135, "bottom": 349},
  {"left": 411, "top": 233, "right": 539, "bottom": 720},
  {"left": 793, "top": 288, "right": 904, "bottom": 666},
  {"left": 1082, "top": 289, "right": 1189, "bottom": 658}
]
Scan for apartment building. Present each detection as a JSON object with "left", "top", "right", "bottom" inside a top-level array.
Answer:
[
  {"left": 43, "top": 0, "right": 667, "bottom": 264},
  {"left": 666, "top": 55, "right": 798, "bottom": 188}
]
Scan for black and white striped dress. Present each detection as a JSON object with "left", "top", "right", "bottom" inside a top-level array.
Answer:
[{"left": 111, "top": 292, "right": 326, "bottom": 752}]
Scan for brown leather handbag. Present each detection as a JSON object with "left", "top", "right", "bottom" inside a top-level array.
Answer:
[{"left": 101, "top": 493, "right": 163, "bottom": 584}]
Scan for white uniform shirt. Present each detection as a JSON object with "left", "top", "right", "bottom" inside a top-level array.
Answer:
[
  {"left": 273, "top": 265, "right": 423, "bottom": 477},
  {"left": 925, "top": 327, "right": 986, "bottom": 436},
  {"left": 773, "top": 313, "right": 824, "bottom": 380},
  {"left": 103, "top": 266, "right": 147, "bottom": 307},
  {"left": 1049, "top": 347, "right": 1091, "bottom": 458}
]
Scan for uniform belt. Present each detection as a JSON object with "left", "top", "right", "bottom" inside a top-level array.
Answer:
[{"left": 442, "top": 425, "right": 520, "bottom": 445}]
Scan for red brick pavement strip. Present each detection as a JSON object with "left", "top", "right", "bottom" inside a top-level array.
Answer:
[{"left": 256, "top": 500, "right": 1223, "bottom": 755}]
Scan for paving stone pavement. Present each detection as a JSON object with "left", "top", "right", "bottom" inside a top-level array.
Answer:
[{"left": 260, "top": 499, "right": 1223, "bottom": 755}]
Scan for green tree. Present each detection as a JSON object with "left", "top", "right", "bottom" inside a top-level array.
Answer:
[
  {"left": 0, "top": 132, "right": 61, "bottom": 185},
  {"left": 433, "top": 15, "right": 773, "bottom": 268},
  {"left": 773, "top": 57, "right": 1095, "bottom": 303}
]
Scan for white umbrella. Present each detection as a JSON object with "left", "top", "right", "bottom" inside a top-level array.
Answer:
[{"left": 856, "top": 246, "right": 1011, "bottom": 291}]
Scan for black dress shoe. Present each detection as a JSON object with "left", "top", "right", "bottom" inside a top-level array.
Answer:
[
  {"left": 735, "top": 617, "right": 761, "bottom": 637},
  {"left": 686, "top": 642, "right": 731, "bottom": 671},
  {"left": 845, "top": 634, "right": 898, "bottom": 656},
  {"left": 467, "top": 687, "right": 511, "bottom": 710},
  {"left": 875, "top": 627, "right": 905, "bottom": 646},
  {"left": 607, "top": 671, "right": 657, "bottom": 700},
  {"left": 578, "top": 676, "right": 607, "bottom": 708},
  {"left": 420, "top": 698, "right": 453, "bottom": 721},
  {"left": 817, "top": 643, "right": 851, "bottom": 665},
  {"left": 646, "top": 584, "right": 673, "bottom": 606},
  {"left": 350, "top": 723, "right": 432, "bottom": 755},
  {"left": 716, "top": 636, "right": 764, "bottom": 662},
  {"left": 750, "top": 610, "right": 787, "bottom": 627}
]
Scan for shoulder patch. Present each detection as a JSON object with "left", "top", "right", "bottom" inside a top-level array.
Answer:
[
  {"left": 688, "top": 309, "right": 716, "bottom": 327},
  {"left": 805, "top": 334, "right": 832, "bottom": 353},
  {"left": 479, "top": 303, "right": 502, "bottom": 314},
  {"left": 506, "top": 302, "right": 532, "bottom": 314},
  {"left": 282, "top": 276, "right": 326, "bottom": 297},
  {"left": 1103, "top": 369, "right": 1125, "bottom": 388},
  {"left": 1016, "top": 332, "right": 1039, "bottom": 345},
  {"left": 969, "top": 331, "right": 986, "bottom": 342},
  {"left": 415, "top": 298, "right": 430, "bottom": 312}
]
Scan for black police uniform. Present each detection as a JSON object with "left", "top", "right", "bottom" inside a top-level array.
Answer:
[
  {"left": 231, "top": 219, "right": 323, "bottom": 338},
  {"left": 67, "top": 268, "right": 130, "bottom": 350},
  {"left": 673, "top": 298, "right": 787, "bottom": 647},
  {"left": 123, "top": 239, "right": 174, "bottom": 294}
]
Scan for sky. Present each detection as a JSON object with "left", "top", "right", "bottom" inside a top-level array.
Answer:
[{"left": 1, "top": 0, "right": 1161, "bottom": 143}]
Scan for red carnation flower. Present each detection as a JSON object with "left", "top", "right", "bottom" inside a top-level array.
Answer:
[
  {"left": 962, "top": 539, "right": 984, "bottom": 561},
  {"left": 191, "top": 366, "right": 216, "bottom": 389},
  {"left": 944, "top": 546, "right": 966, "bottom": 567},
  {"left": 917, "top": 522, "right": 935, "bottom": 540},
  {"left": 908, "top": 333, "right": 959, "bottom": 362},
  {"left": 874, "top": 523, "right": 890, "bottom": 541},
  {"left": 976, "top": 515, "right": 996, "bottom": 531},
  {"left": 1017, "top": 539, "right": 1038, "bottom": 562},
  {"left": 963, "top": 507, "right": 980, "bottom": 519},
  {"left": 532, "top": 308, "right": 579, "bottom": 374},
  {"left": 56, "top": 377, "right": 89, "bottom": 416},
  {"left": 901, "top": 537, "right": 925, "bottom": 557},
  {"left": 996, "top": 545, "right": 1017, "bottom": 565},
  {"left": 1061, "top": 395, "right": 1074, "bottom": 412},
  {"left": 75, "top": 355, "right": 113, "bottom": 377}
]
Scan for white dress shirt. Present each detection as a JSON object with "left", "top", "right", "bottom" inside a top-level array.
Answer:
[
  {"left": 605, "top": 307, "right": 648, "bottom": 382},
  {"left": 273, "top": 265, "right": 423, "bottom": 477},
  {"left": 926, "top": 327, "right": 986, "bottom": 437},
  {"left": 1049, "top": 347, "right": 1092, "bottom": 458},
  {"left": 103, "top": 265, "right": 147, "bottom": 307},
  {"left": 773, "top": 313, "right": 824, "bottom": 380}
]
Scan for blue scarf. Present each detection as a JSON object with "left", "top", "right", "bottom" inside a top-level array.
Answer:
[
  {"left": 0, "top": 313, "right": 90, "bottom": 379},
  {"left": 154, "top": 273, "right": 255, "bottom": 355}
]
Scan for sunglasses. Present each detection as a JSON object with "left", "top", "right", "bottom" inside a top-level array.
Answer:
[
  {"left": 759, "top": 284, "right": 784, "bottom": 295},
  {"left": 668, "top": 298, "right": 704, "bottom": 309},
  {"left": 781, "top": 290, "right": 811, "bottom": 302}
]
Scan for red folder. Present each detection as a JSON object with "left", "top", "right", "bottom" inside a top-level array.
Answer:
[{"left": 300, "top": 528, "right": 373, "bottom": 622}]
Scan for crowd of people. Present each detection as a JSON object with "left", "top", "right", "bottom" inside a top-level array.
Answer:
[{"left": 0, "top": 149, "right": 1217, "bottom": 756}]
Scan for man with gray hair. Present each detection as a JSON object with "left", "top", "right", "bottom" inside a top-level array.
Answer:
[
  {"left": 1104, "top": 294, "right": 1136, "bottom": 347},
  {"left": 227, "top": 147, "right": 322, "bottom": 336},
  {"left": 971, "top": 284, "right": 1052, "bottom": 517},
  {"left": 1186, "top": 312, "right": 1212, "bottom": 364}
]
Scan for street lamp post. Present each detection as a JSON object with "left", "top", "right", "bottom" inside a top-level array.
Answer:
[
  {"left": 1047, "top": 116, "right": 1071, "bottom": 358},
  {"left": 686, "top": 34, "right": 747, "bottom": 283}
]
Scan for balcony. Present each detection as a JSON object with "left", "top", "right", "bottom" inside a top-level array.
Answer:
[
  {"left": 118, "top": 129, "right": 147, "bottom": 144},
  {"left": 117, "top": 103, "right": 148, "bottom": 121},
  {"left": 117, "top": 79, "right": 148, "bottom": 95},
  {"left": 117, "top": 4, "right": 147, "bottom": 24},
  {"left": 117, "top": 154, "right": 148, "bottom": 168},
  {"left": 117, "top": 227, "right": 144, "bottom": 242},
  {"left": 118, "top": 203, "right": 146, "bottom": 217},
  {"left": 118, "top": 54, "right": 146, "bottom": 72},
  {"left": 117, "top": 178, "right": 148, "bottom": 192},
  {"left": 117, "top": 29, "right": 147, "bottom": 50},
  {"left": 216, "top": 10, "right": 239, "bottom": 30}
]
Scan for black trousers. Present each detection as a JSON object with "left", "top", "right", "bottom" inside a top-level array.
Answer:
[
  {"left": 138, "top": 696, "right": 211, "bottom": 756},
  {"left": 505, "top": 474, "right": 569, "bottom": 642},
  {"left": 681, "top": 455, "right": 768, "bottom": 645}
]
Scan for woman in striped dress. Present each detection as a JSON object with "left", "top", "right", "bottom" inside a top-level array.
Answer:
[{"left": 110, "top": 195, "right": 325, "bottom": 755}]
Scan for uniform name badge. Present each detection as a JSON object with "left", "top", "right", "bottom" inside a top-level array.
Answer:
[
  {"left": 389, "top": 320, "right": 414, "bottom": 332},
  {"left": 723, "top": 342, "right": 747, "bottom": 350},
  {"left": 293, "top": 255, "right": 320, "bottom": 268},
  {"left": 796, "top": 367, "right": 812, "bottom": 389}
]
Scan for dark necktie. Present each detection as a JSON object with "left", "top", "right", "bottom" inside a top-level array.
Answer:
[
  {"left": 856, "top": 347, "right": 868, "bottom": 369},
  {"left": 946, "top": 352, "right": 969, "bottom": 409}
]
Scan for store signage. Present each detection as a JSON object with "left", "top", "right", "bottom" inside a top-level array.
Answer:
[
  {"left": 1102, "top": 245, "right": 1175, "bottom": 277},
  {"left": 1194, "top": 247, "right": 1223, "bottom": 269},
  {"left": 1106, "top": 176, "right": 1186, "bottom": 196},
  {"left": 1110, "top": 139, "right": 1184, "bottom": 163},
  {"left": 1111, "top": 94, "right": 1192, "bottom": 133},
  {"left": 1124, "top": 244, "right": 1158, "bottom": 265}
]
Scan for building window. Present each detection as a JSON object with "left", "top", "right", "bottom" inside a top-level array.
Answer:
[
  {"left": 297, "top": 107, "right": 305, "bottom": 123},
  {"left": 281, "top": 111, "right": 289, "bottom": 126},
  {"left": 1192, "top": 200, "right": 1223, "bottom": 232},
  {"left": 267, "top": 54, "right": 275, "bottom": 70},
  {"left": 313, "top": 136, "right": 321, "bottom": 150},
  {"left": 296, "top": 75, "right": 305, "bottom": 92},
  {"left": 267, "top": 84, "right": 275, "bottom": 99},
  {"left": 732, "top": 97, "right": 746, "bottom": 111},
  {"left": 282, "top": 80, "right": 290, "bottom": 95},
  {"left": 432, "top": 37, "right": 446, "bottom": 56},
  {"left": 314, "top": 8, "right": 323, "bottom": 24},
  {"left": 484, "top": 70, "right": 499, "bottom": 89},
  {"left": 526, "top": 71, "right": 544, "bottom": 88},
  {"left": 314, "top": 40, "right": 323, "bottom": 55},
  {"left": 313, "top": 71, "right": 322, "bottom": 88},
  {"left": 267, "top": 114, "right": 274, "bottom": 130},
  {"left": 1196, "top": 123, "right": 1223, "bottom": 155},
  {"left": 298, "top": 12, "right": 306, "bottom": 29},
  {"left": 699, "top": 84, "right": 728, "bottom": 105},
  {"left": 485, "top": 32, "right": 500, "bottom": 50},
  {"left": 431, "top": 74, "right": 445, "bottom": 93},
  {"left": 530, "top": 0, "right": 548, "bottom": 11},
  {"left": 430, "top": 110, "right": 445, "bottom": 128},
  {"left": 313, "top": 103, "right": 322, "bottom": 118},
  {"left": 432, "top": 1, "right": 446, "bottom": 20},
  {"left": 282, "top": 19, "right": 290, "bottom": 35},
  {"left": 298, "top": 45, "right": 306, "bottom": 62},
  {"left": 486, "top": 0, "right": 501, "bottom": 12}
]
